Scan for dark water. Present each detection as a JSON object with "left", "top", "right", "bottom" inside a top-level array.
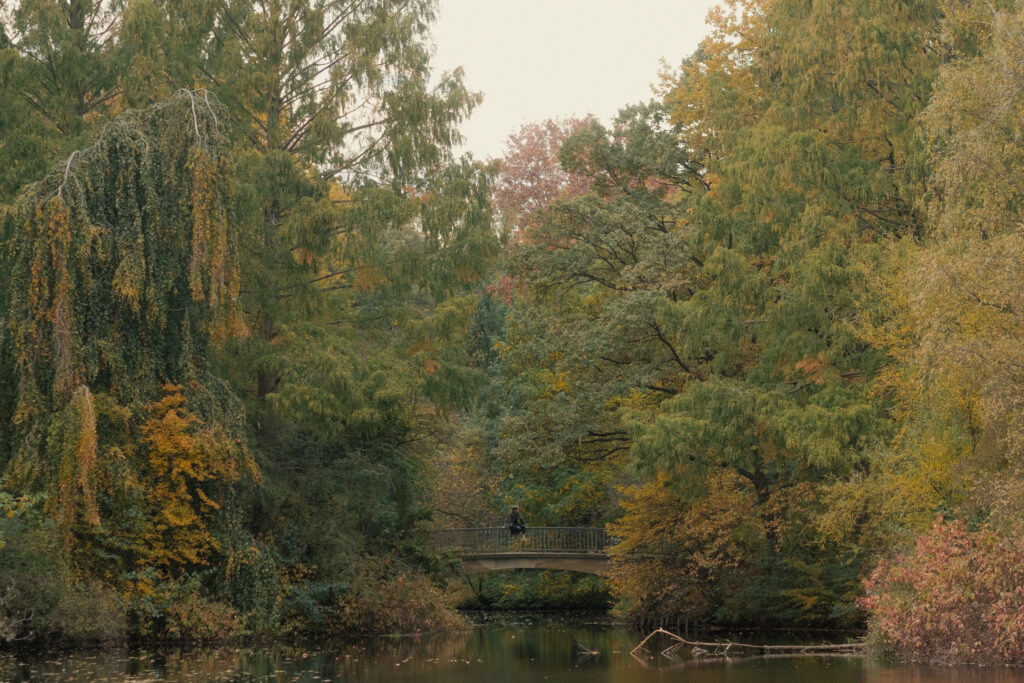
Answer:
[{"left": 3, "top": 615, "right": 1024, "bottom": 682}]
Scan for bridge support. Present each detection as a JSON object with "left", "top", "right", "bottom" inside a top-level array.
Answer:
[{"left": 459, "top": 552, "right": 610, "bottom": 577}]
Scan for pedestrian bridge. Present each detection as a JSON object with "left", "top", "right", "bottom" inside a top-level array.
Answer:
[{"left": 434, "top": 527, "right": 612, "bottom": 576}]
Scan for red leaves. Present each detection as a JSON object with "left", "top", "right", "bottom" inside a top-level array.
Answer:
[
  {"left": 485, "top": 275, "right": 517, "bottom": 306},
  {"left": 861, "top": 517, "right": 1024, "bottom": 664},
  {"left": 493, "top": 117, "right": 593, "bottom": 237}
]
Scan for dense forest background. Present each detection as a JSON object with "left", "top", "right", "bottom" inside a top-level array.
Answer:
[{"left": 2, "top": 0, "right": 1024, "bottom": 663}]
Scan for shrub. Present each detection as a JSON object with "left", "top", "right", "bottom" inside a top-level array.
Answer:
[
  {"left": 124, "top": 574, "right": 242, "bottom": 641},
  {"left": 162, "top": 586, "right": 241, "bottom": 641},
  {"left": 860, "top": 517, "right": 1024, "bottom": 665},
  {"left": 0, "top": 519, "right": 127, "bottom": 645},
  {"left": 0, "top": 518, "right": 65, "bottom": 643},
  {"left": 221, "top": 537, "right": 282, "bottom": 634},
  {"left": 47, "top": 581, "right": 126, "bottom": 644},
  {"left": 280, "top": 581, "right": 349, "bottom": 635},
  {"left": 331, "top": 559, "right": 465, "bottom": 635}
]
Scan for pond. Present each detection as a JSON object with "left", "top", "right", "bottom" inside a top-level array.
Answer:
[{"left": 3, "top": 614, "right": 1024, "bottom": 682}]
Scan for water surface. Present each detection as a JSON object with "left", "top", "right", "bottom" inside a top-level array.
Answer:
[{"left": 3, "top": 614, "right": 1023, "bottom": 682}]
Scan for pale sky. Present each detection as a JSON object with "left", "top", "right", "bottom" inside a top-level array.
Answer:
[{"left": 431, "top": 0, "right": 720, "bottom": 160}]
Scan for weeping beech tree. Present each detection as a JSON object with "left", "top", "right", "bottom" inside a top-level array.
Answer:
[{"left": 0, "top": 89, "right": 248, "bottom": 552}]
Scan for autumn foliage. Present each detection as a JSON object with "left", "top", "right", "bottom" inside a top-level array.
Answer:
[
  {"left": 492, "top": 117, "right": 592, "bottom": 236},
  {"left": 11, "top": 0, "right": 1024, "bottom": 655},
  {"left": 860, "top": 519, "right": 1024, "bottom": 665},
  {"left": 132, "top": 385, "right": 243, "bottom": 570},
  {"left": 0, "top": 0, "right": 495, "bottom": 643},
  {"left": 332, "top": 559, "right": 466, "bottom": 636},
  {"left": 485, "top": 0, "right": 1024, "bottom": 650},
  {"left": 608, "top": 472, "right": 754, "bottom": 624}
]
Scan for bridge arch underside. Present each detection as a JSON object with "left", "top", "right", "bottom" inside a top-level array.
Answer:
[{"left": 459, "top": 553, "right": 610, "bottom": 577}]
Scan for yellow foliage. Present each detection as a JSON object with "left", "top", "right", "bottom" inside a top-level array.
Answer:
[
  {"left": 328, "top": 183, "right": 351, "bottom": 203},
  {"left": 132, "top": 384, "right": 244, "bottom": 571},
  {"left": 35, "top": 384, "right": 104, "bottom": 549},
  {"left": 609, "top": 471, "right": 758, "bottom": 621},
  {"left": 405, "top": 338, "right": 436, "bottom": 355},
  {"left": 72, "top": 386, "right": 99, "bottom": 527},
  {"left": 188, "top": 151, "right": 245, "bottom": 342},
  {"left": 662, "top": 0, "right": 769, "bottom": 154},
  {"left": 855, "top": 6, "right": 1024, "bottom": 533},
  {"left": 292, "top": 247, "right": 318, "bottom": 266},
  {"left": 539, "top": 369, "right": 571, "bottom": 397},
  {"left": 354, "top": 265, "right": 387, "bottom": 290},
  {"left": 793, "top": 352, "right": 829, "bottom": 384}
]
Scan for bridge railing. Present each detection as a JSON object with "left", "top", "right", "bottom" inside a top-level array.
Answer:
[{"left": 434, "top": 527, "right": 612, "bottom": 555}]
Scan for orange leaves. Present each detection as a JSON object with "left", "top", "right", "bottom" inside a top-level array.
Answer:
[
  {"left": 187, "top": 150, "right": 245, "bottom": 343},
  {"left": 406, "top": 337, "right": 443, "bottom": 375},
  {"left": 353, "top": 265, "right": 387, "bottom": 290},
  {"left": 405, "top": 337, "right": 435, "bottom": 355},
  {"left": 486, "top": 275, "right": 518, "bottom": 306},
  {"left": 143, "top": 389, "right": 201, "bottom": 467},
  {"left": 793, "top": 352, "right": 829, "bottom": 384},
  {"left": 134, "top": 384, "right": 243, "bottom": 570},
  {"left": 538, "top": 369, "right": 571, "bottom": 397},
  {"left": 47, "top": 384, "right": 102, "bottom": 547},
  {"left": 72, "top": 386, "right": 99, "bottom": 527},
  {"left": 608, "top": 470, "right": 758, "bottom": 622},
  {"left": 292, "top": 247, "right": 318, "bottom": 266},
  {"left": 22, "top": 198, "right": 80, "bottom": 400}
]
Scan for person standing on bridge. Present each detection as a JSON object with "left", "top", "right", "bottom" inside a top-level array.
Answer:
[{"left": 506, "top": 505, "right": 526, "bottom": 540}]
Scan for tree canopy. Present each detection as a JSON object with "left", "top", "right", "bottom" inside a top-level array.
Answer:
[
  {"left": 0, "top": 0, "right": 496, "bottom": 640},
  {"left": 4, "top": 0, "right": 1024, "bottom": 651}
]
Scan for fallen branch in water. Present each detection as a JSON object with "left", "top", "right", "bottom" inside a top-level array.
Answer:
[{"left": 630, "top": 628, "right": 864, "bottom": 659}]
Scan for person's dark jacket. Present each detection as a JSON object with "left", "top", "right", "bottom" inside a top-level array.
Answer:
[{"left": 506, "top": 510, "right": 525, "bottom": 534}]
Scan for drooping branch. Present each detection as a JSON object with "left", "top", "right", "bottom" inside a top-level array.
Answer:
[{"left": 9, "top": 89, "right": 240, "bottom": 409}]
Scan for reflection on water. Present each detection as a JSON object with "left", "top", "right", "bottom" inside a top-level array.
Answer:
[{"left": 3, "top": 615, "right": 1024, "bottom": 682}]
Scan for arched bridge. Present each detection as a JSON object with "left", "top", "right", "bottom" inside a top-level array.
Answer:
[{"left": 434, "top": 527, "right": 613, "bottom": 576}]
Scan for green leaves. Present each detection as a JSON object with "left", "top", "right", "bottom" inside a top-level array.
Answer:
[
  {"left": 491, "top": 0, "right": 951, "bottom": 627},
  {"left": 6, "top": 91, "right": 237, "bottom": 411}
]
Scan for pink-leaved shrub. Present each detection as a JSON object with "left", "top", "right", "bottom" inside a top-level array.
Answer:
[{"left": 860, "top": 517, "right": 1024, "bottom": 665}]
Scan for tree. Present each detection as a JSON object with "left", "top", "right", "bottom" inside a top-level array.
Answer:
[
  {"left": 492, "top": 117, "right": 592, "bottom": 237},
  {"left": 495, "top": 102, "right": 705, "bottom": 524},
  {"left": 183, "top": 0, "right": 501, "bottom": 617},
  {"left": 0, "top": 0, "right": 217, "bottom": 201},
  {"left": 855, "top": 2, "right": 1024, "bottom": 541},
  {"left": 193, "top": 0, "right": 485, "bottom": 400},
  {"left": 619, "top": 0, "right": 946, "bottom": 623},
  {"left": 0, "top": 91, "right": 250, "bottom": 577},
  {"left": 862, "top": 518, "right": 1024, "bottom": 665},
  {"left": 493, "top": 0, "right": 949, "bottom": 625},
  {"left": 0, "top": 0, "right": 496, "bottom": 638},
  {"left": 0, "top": 0, "right": 122, "bottom": 200}
]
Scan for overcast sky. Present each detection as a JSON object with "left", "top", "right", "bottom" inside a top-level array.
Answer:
[{"left": 431, "top": 0, "right": 720, "bottom": 160}]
